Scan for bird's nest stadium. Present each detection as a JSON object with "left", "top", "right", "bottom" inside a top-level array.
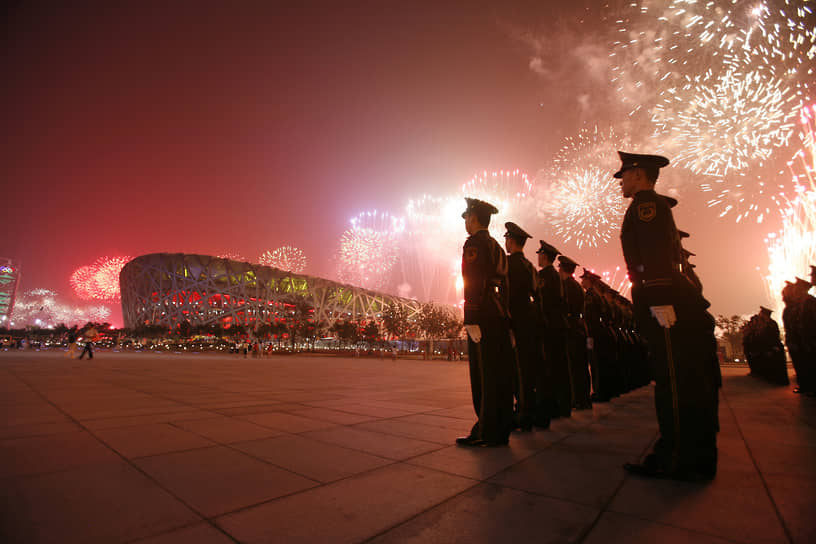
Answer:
[{"left": 120, "top": 253, "right": 458, "bottom": 332}]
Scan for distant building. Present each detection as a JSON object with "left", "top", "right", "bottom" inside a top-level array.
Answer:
[
  {"left": 120, "top": 253, "right": 457, "bottom": 332},
  {"left": 0, "top": 259, "right": 21, "bottom": 325}
]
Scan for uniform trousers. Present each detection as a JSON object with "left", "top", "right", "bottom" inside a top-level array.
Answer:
[
  {"left": 635, "top": 301, "right": 719, "bottom": 475},
  {"left": 467, "top": 319, "right": 515, "bottom": 442},
  {"left": 567, "top": 328, "right": 591, "bottom": 408},
  {"left": 511, "top": 326, "right": 539, "bottom": 426}
]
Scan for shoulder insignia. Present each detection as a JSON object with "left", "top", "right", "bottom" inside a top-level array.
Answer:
[
  {"left": 464, "top": 247, "right": 478, "bottom": 263},
  {"left": 638, "top": 202, "right": 656, "bottom": 222}
]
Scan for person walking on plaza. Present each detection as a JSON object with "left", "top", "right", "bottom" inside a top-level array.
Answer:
[
  {"left": 503, "top": 222, "right": 539, "bottom": 431},
  {"left": 615, "top": 151, "right": 719, "bottom": 482},
  {"left": 558, "top": 256, "right": 592, "bottom": 410},
  {"left": 456, "top": 198, "right": 515, "bottom": 447},
  {"left": 78, "top": 325, "right": 99, "bottom": 360},
  {"left": 536, "top": 240, "right": 571, "bottom": 422}
]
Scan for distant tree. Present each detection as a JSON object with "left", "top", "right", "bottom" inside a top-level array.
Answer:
[
  {"left": 440, "top": 310, "right": 464, "bottom": 339},
  {"left": 178, "top": 320, "right": 193, "bottom": 339},
  {"left": 362, "top": 321, "right": 380, "bottom": 346},
  {"left": 716, "top": 314, "right": 748, "bottom": 361},
  {"left": 382, "top": 303, "right": 409, "bottom": 340},
  {"left": 417, "top": 304, "right": 446, "bottom": 341}
]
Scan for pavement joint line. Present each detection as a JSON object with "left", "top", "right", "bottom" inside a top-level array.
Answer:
[
  {"left": 356, "top": 478, "right": 485, "bottom": 544},
  {"left": 721, "top": 384, "right": 796, "bottom": 544},
  {"left": 599, "top": 509, "right": 746, "bottom": 544},
  {"left": 164, "top": 421, "right": 329, "bottom": 485},
  {"left": 4, "top": 367, "right": 245, "bottom": 543},
  {"left": 122, "top": 519, "right": 242, "bottom": 544},
  {"left": 360, "top": 403, "right": 654, "bottom": 544},
  {"left": 574, "top": 423, "right": 658, "bottom": 544}
]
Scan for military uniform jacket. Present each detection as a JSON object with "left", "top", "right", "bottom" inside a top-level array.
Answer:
[
  {"left": 462, "top": 229, "right": 509, "bottom": 325},
  {"left": 537, "top": 265, "right": 566, "bottom": 331},
  {"left": 563, "top": 276, "right": 586, "bottom": 332},
  {"left": 507, "top": 252, "right": 538, "bottom": 329},
  {"left": 620, "top": 189, "right": 699, "bottom": 309}
]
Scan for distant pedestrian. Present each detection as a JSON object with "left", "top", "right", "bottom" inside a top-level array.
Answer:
[
  {"left": 66, "top": 333, "right": 79, "bottom": 359},
  {"left": 78, "top": 326, "right": 99, "bottom": 360}
]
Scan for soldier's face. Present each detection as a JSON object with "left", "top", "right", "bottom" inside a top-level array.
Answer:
[
  {"left": 619, "top": 167, "right": 652, "bottom": 198},
  {"left": 464, "top": 213, "right": 477, "bottom": 235}
]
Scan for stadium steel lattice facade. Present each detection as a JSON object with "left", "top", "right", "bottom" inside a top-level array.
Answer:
[{"left": 120, "top": 253, "right": 455, "bottom": 331}]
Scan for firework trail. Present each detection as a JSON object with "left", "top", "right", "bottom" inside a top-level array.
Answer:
[
  {"left": 259, "top": 246, "right": 308, "bottom": 273},
  {"left": 399, "top": 195, "right": 464, "bottom": 301},
  {"left": 335, "top": 210, "right": 404, "bottom": 291},
  {"left": 765, "top": 103, "right": 816, "bottom": 314}
]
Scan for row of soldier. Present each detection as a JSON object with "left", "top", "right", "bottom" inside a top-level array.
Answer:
[
  {"left": 458, "top": 151, "right": 721, "bottom": 482},
  {"left": 741, "top": 266, "right": 816, "bottom": 396},
  {"left": 456, "top": 198, "right": 652, "bottom": 447},
  {"left": 503, "top": 224, "right": 651, "bottom": 432}
]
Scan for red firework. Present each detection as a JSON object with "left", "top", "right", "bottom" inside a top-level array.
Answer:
[
  {"left": 70, "top": 256, "right": 132, "bottom": 302},
  {"left": 70, "top": 265, "right": 96, "bottom": 300}
]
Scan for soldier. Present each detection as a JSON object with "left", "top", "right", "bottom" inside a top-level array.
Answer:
[
  {"left": 456, "top": 198, "right": 515, "bottom": 447},
  {"left": 581, "top": 270, "right": 607, "bottom": 401},
  {"left": 559, "top": 256, "right": 592, "bottom": 410},
  {"left": 536, "top": 240, "right": 571, "bottom": 421},
  {"left": 755, "top": 306, "right": 789, "bottom": 385},
  {"left": 615, "top": 151, "right": 719, "bottom": 481},
  {"left": 503, "top": 222, "right": 539, "bottom": 431},
  {"left": 791, "top": 278, "right": 816, "bottom": 395},
  {"left": 783, "top": 280, "right": 810, "bottom": 394}
]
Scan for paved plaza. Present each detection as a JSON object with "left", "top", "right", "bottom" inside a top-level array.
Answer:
[{"left": 1, "top": 350, "right": 814, "bottom": 543}]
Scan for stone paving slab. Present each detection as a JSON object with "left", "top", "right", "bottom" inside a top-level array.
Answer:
[{"left": 0, "top": 350, "right": 814, "bottom": 543}]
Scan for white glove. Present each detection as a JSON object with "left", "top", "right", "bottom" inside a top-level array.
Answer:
[
  {"left": 465, "top": 325, "right": 482, "bottom": 343},
  {"left": 650, "top": 305, "right": 677, "bottom": 328}
]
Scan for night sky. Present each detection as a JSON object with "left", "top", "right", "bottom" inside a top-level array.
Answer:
[{"left": 1, "top": 1, "right": 782, "bottom": 325}]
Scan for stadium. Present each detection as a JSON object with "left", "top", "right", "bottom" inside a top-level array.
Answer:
[{"left": 119, "top": 253, "right": 457, "bottom": 333}]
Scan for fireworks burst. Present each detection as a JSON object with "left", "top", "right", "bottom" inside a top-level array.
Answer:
[
  {"left": 764, "top": 103, "right": 816, "bottom": 313},
  {"left": 656, "top": 69, "right": 798, "bottom": 178},
  {"left": 70, "top": 266, "right": 96, "bottom": 300},
  {"left": 11, "top": 288, "right": 112, "bottom": 328},
  {"left": 399, "top": 195, "right": 464, "bottom": 301},
  {"left": 611, "top": 0, "right": 815, "bottom": 222},
  {"left": 70, "top": 256, "right": 132, "bottom": 302},
  {"left": 539, "top": 127, "right": 631, "bottom": 249},
  {"left": 335, "top": 211, "right": 404, "bottom": 290},
  {"left": 259, "top": 246, "right": 308, "bottom": 273},
  {"left": 460, "top": 169, "right": 537, "bottom": 242}
]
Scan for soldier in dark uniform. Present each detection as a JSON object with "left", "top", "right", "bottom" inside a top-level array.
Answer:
[
  {"left": 791, "top": 278, "right": 816, "bottom": 395},
  {"left": 503, "top": 222, "right": 539, "bottom": 431},
  {"left": 456, "top": 198, "right": 515, "bottom": 447},
  {"left": 783, "top": 280, "right": 812, "bottom": 394},
  {"left": 615, "top": 151, "right": 719, "bottom": 481},
  {"left": 755, "top": 306, "right": 789, "bottom": 385},
  {"left": 536, "top": 241, "right": 571, "bottom": 421},
  {"left": 581, "top": 270, "right": 606, "bottom": 401},
  {"left": 559, "top": 256, "right": 591, "bottom": 410}
]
